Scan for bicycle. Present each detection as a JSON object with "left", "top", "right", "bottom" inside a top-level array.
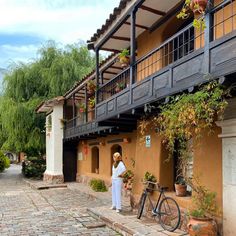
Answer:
[{"left": 137, "top": 181, "right": 181, "bottom": 232}]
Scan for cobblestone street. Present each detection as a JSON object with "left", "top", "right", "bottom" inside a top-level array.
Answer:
[{"left": 0, "top": 165, "right": 119, "bottom": 236}]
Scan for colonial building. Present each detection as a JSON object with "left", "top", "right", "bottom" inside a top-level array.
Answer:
[{"left": 37, "top": 0, "right": 236, "bottom": 235}]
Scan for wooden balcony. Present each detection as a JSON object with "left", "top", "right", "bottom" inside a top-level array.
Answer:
[{"left": 96, "top": 0, "right": 236, "bottom": 122}]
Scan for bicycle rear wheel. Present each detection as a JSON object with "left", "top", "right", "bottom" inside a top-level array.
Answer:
[
  {"left": 137, "top": 193, "right": 147, "bottom": 219},
  {"left": 158, "top": 197, "right": 181, "bottom": 232}
]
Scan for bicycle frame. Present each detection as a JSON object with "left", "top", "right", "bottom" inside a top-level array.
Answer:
[{"left": 143, "top": 187, "right": 166, "bottom": 216}]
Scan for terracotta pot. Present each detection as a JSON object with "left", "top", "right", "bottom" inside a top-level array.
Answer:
[
  {"left": 175, "top": 183, "right": 187, "bottom": 197},
  {"left": 190, "top": 0, "right": 208, "bottom": 14},
  {"left": 187, "top": 217, "right": 217, "bottom": 236}
]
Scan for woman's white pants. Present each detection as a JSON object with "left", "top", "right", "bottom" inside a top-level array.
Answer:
[{"left": 112, "top": 178, "right": 122, "bottom": 210}]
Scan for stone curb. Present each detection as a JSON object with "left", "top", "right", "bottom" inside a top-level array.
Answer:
[
  {"left": 87, "top": 208, "right": 136, "bottom": 236},
  {"left": 23, "top": 179, "right": 67, "bottom": 190}
]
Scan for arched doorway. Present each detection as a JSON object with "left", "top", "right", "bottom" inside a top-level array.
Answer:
[
  {"left": 110, "top": 144, "right": 122, "bottom": 175},
  {"left": 91, "top": 147, "right": 99, "bottom": 174}
]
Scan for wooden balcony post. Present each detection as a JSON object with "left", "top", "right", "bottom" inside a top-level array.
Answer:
[
  {"left": 95, "top": 48, "right": 100, "bottom": 104},
  {"left": 85, "top": 84, "right": 88, "bottom": 123},
  {"left": 203, "top": 1, "right": 213, "bottom": 74},
  {"left": 72, "top": 94, "right": 76, "bottom": 127},
  {"left": 129, "top": 8, "right": 137, "bottom": 104}
]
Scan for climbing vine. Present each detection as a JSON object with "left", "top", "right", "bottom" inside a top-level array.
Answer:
[{"left": 139, "top": 81, "right": 228, "bottom": 181}]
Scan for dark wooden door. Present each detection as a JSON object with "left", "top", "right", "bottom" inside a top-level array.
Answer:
[{"left": 63, "top": 144, "right": 77, "bottom": 182}]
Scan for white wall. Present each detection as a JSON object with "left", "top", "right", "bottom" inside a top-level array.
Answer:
[
  {"left": 45, "top": 103, "right": 64, "bottom": 177},
  {"left": 217, "top": 119, "right": 236, "bottom": 236}
]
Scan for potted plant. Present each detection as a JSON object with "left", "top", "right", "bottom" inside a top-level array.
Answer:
[
  {"left": 88, "top": 97, "right": 95, "bottom": 109},
  {"left": 77, "top": 103, "right": 86, "bottom": 113},
  {"left": 144, "top": 171, "right": 157, "bottom": 193},
  {"left": 175, "top": 176, "right": 187, "bottom": 197},
  {"left": 187, "top": 179, "right": 218, "bottom": 236},
  {"left": 177, "top": 0, "right": 209, "bottom": 30},
  {"left": 87, "top": 80, "right": 96, "bottom": 94},
  {"left": 123, "top": 170, "right": 134, "bottom": 191},
  {"left": 115, "top": 82, "right": 125, "bottom": 93},
  {"left": 118, "top": 49, "right": 130, "bottom": 68}
]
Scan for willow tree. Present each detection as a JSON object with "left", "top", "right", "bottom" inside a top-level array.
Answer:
[{"left": 0, "top": 41, "right": 95, "bottom": 155}]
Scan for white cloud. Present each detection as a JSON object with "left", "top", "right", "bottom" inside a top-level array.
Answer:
[
  {"left": 0, "top": 0, "right": 120, "bottom": 44},
  {"left": 0, "top": 44, "right": 39, "bottom": 68}
]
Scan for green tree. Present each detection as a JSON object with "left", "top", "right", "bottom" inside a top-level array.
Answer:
[{"left": 0, "top": 41, "right": 95, "bottom": 155}]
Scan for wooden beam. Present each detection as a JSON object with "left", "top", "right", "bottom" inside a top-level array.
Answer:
[
  {"left": 111, "top": 36, "right": 130, "bottom": 41},
  {"left": 124, "top": 22, "right": 149, "bottom": 30},
  {"left": 100, "top": 48, "right": 121, "bottom": 53},
  {"left": 103, "top": 71, "right": 117, "bottom": 75},
  {"left": 140, "top": 5, "right": 166, "bottom": 16},
  {"left": 110, "top": 65, "right": 123, "bottom": 70}
]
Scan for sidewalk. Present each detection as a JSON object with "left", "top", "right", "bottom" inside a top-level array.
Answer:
[{"left": 24, "top": 179, "right": 188, "bottom": 236}]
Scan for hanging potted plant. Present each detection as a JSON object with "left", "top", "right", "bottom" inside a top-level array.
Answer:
[
  {"left": 177, "top": 0, "right": 209, "bottom": 30},
  {"left": 88, "top": 97, "right": 96, "bottom": 110},
  {"left": 187, "top": 179, "right": 218, "bottom": 236},
  {"left": 118, "top": 49, "right": 130, "bottom": 68},
  {"left": 115, "top": 82, "right": 125, "bottom": 93},
  {"left": 87, "top": 80, "right": 96, "bottom": 95},
  {"left": 123, "top": 170, "right": 134, "bottom": 191},
  {"left": 77, "top": 103, "right": 86, "bottom": 113}
]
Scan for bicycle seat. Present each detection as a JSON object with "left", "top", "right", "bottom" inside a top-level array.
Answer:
[{"left": 160, "top": 186, "right": 168, "bottom": 191}]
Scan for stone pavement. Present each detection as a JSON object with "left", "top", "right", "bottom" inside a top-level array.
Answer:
[
  {"left": 0, "top": 165, "right": 188, "bottom": 236},
  {"left": 0, "top": 165, "right": 119, "bottom": 236}
]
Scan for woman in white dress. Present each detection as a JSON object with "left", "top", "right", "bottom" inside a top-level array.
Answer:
[{"left": 111, "top": 152, "right": 126, "bottom": 213}]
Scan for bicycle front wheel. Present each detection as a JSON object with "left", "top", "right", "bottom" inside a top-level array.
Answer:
[
  {"left": 137, "top": 193, "right": 147, "bottom": 219},
  {"left": 158, "top": 197, "right": 181, "bottom": 232}
]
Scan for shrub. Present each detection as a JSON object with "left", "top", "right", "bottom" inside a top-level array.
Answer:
[
  {"left": 4, "top": 157, "right": 10, "bottom": 169},
  {"left": 89, "top": 179, "right": 107, "bottom": 192},
  {"left": 0, "top": 155, "right": 5, "bottom": 172},
  {"left": 0, "top": 151, "right": 10, "bottom": 172},
  {"left": 22, "top": 156, "right": 46, "bottom": 179}
]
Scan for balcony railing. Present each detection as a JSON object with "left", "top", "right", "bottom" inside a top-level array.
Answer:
[
  {"left": 97, "top": 23, "right": 204, "bottom": 103},
  {"left": 96, "top": 0, "right": 236, "bottom": 105},
  {"left": 97, "top": 67, "right": 130, "bottom": 103},
  {"left": 134, "top": 23, "right": 204, "bottom": 82}
]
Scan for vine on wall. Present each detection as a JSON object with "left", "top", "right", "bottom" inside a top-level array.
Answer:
[{"left": 139, "top": 81, "right": 228, "bottom": 183}]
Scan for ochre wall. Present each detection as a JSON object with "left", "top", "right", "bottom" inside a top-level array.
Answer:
[
  {"left": 76, "top": 122, "right": 222, "bottom": 211},
  {"left": 193, "top": 125, "right": 222, "bottom": 209},
  {"left": 77, "top": 132, "right": 137, "bottom": 183}
]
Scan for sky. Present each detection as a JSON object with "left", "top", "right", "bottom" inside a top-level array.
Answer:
[{"left": 0, "top": 0, "right": 120, "bottom": 69}]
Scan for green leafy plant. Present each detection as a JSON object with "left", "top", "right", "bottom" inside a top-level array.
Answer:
[
  {"left": 123, "top": 170, "right": 134, "bottom": 183},
  {"left": 89, "top": 179, "right": 107, "bottom": 192},
  {"left": 144, "top": 171, "right": 157, "bottom": 182},
  {"left": 119, "top": 49, "right": 129, "bottom": 58},
  {"left": 4, "top": 156, "right": 10, "bottom": 169},
  {"left": 118, "top": 49, "right": 130, "bottom": 68},
  {"left": 189, "top": 178, "right": 218, "bottom": 218},
  {"left": 0, "top": 151, "right": 10, "bottom": 172},
  {"left": 115, "top": 82, "right": 126, "bottom": 92},
  {"left": 22, "top": 156, "right": 46, "bottom": 179},
  {"left": 177, "top": 0, "right": 209, "bottom": 30},
  {"left": 77, "top": 103, "right": 86, "bottom": 113},
  {"left": 139, "top": 81, "right": 228, "bottom": 185},
  {"left": 88, "top": 97, "right": 95, "bottom": 109},
  {"left": 87, "top": 80, "right": 96, "bottom": 94},
  {"left": 175, "top": 176, "right": 186, "bottom": 185}
]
